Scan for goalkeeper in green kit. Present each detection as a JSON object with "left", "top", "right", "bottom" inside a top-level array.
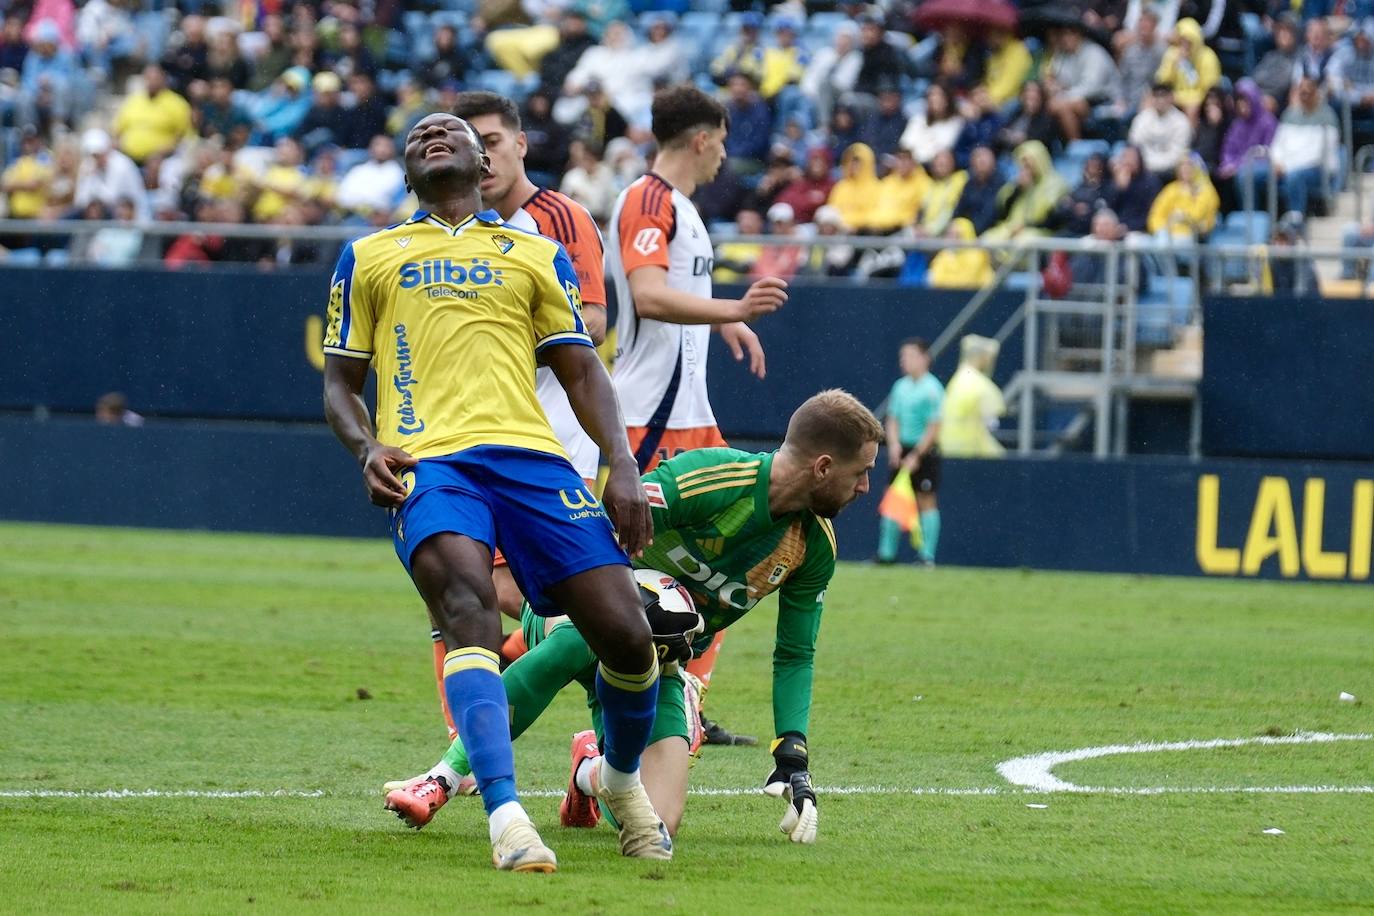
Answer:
[{"left": 382, "top": 390, "right": 882, "bottom": 845}]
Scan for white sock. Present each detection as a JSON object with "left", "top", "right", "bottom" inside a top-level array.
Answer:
[
  {"left": 597, "top": 755, "right": 640, "bottom": 794},
  {"left": 488, "top": 800, "right": 529, "bottom": 845},
  {"left": 575, "top": 755, "right": 600, "bottom": 795},
  {"left": 429, "top": 761, "right": 462, "bottom": 798}
]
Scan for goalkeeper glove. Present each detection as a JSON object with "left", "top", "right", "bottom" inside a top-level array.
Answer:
[
  {"left": 763, "top": 733, "right": 818, "bottom": 844},
  {"left": 644, "top": 594, "right": 703, "bottom": 669}
]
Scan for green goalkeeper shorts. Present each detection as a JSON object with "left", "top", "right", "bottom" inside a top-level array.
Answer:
[{"left": 520, "top": 605, "right": 689, "bottom": 746}]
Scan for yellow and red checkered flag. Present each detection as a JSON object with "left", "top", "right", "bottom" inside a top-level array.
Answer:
[{"left": 878, "top": 469, "right": 924, "bottom": 549}]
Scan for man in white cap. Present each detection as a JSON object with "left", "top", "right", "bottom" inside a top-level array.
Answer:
[
  {"left": 752, "top": 201, "right": 808, "bottom": 281},
  {"left": 75, "top": 128, "right": 149, "bottom": 221}
]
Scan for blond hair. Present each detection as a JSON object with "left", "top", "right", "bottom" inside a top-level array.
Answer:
[{"left": 784, "top": 389, "right": 883, "bottom": 458}]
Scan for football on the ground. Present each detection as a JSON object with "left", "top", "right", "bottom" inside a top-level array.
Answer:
[{"left": 635, "top": 568, "right": 704, "bottom": 667}]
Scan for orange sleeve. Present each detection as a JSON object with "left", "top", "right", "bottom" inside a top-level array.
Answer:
[
  {"left": 617, "top": 179, "right": 675, "bottom": 276},
  {"left": 529, "top": 192, "right": 608, "bottom": 308},
  {"left": 561, "top": 197, "right": 607, "bottom": 308}
]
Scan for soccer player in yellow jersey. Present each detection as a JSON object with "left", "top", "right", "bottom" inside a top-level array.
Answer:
[{"left": 322, "top": 113, "right": 672, "bottom": 872}]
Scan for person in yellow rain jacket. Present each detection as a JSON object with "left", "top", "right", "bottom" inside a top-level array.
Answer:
[
  {"left": 982, "top": 30, "right": 1032, "bottom": 108},
  {"left": 1154, "top": 18, "right": 1219, "bottom": 119},
  {"left": 826, "top": 142, "right": 883, "bottom": 233},
  {"left": 983, "top": 140, "right": 1067, "bottom": 242},
  {"left": 940, "top": 335, "right": 1006, "bottom": 458},
  {"left": 870, "top": 148, "right": 928, "bottom": 231},
  {"left": 1147, "top": 153, "right": 1220, "bottom": 238},
  {"left": 928, "top": 218, "right": 992, "bottom": 289}
]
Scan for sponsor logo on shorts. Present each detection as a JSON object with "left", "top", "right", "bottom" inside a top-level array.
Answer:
[
  {"left": 393, "top": 324, "right": 425, "bottom": 436},
  {"left": 560, "top": 487, "right": 604, "bottom": 521},
  {"left": 644, "top": 482, "right": 667, "bottom": 508}
]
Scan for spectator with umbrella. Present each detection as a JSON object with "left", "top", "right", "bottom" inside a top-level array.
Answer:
[{"left": 911, "top": 0, "right": 1020, "bottom": 93}]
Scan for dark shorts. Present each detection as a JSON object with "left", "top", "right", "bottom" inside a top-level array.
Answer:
[
  {"left": 893, "top": 445, "right": 941, "bottom": 494},
  {"left": 390, "top": 445, "right": 629, "bottom": 614}
]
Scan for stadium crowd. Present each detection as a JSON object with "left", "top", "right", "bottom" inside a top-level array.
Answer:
[{"left": 0, "top": 0, "right": 1366, "bottom": 275}]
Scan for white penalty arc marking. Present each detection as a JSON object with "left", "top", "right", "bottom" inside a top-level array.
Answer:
[{"left": 996, "top": 731, "right": 1374, "bottom": 793}]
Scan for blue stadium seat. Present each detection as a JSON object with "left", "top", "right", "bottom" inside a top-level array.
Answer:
[
  {"left": 431, "top": 11, "right": 467, "bottom": 31},
  {"left": 335, "top": 148, "right": 370, "bottom": 174},
  {"left": 1137, "top": 276, "right": 1194, "bottom": 346},
  {"left": 805, "top": 12, "right": 847, "bottom": 40},
  {"left": 1225, "top": 210, "right": 1270, "bottom": 243},
  {"left": 135, "top": 11, "right": 171, "bottom": 61},
  {"left": 474, "top": 69, "right": 520, "bottom": 100},
  {"left": 5, "top": 248, "right": 43, "bottom": 266}
]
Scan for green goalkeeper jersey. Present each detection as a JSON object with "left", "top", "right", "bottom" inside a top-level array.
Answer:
[{"left": 639, "top": 447, "right": 837, "bottom": 738}]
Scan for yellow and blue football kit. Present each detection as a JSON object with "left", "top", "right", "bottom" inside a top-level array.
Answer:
[{"left": 323, "top": 208, "right": 629, "bottom": 612}]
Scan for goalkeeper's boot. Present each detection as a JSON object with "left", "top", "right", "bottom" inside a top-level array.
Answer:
[
  {"left": 492, "top": 818, "right": 558, "bottom": 873},
  {"left": 701, "top": 712, "right": 757, "bottom": 747},
  {"left": 559, "top": 730, "right": 602, "bottom": 828},
  {"left": 384, "top": 775, "right": 452, "bottom": 829},
  {"left": 382, "top": 770, "right": 477, "bottom": 796},
  {"left": 595, "top": 761, "right": 673, "bottom": 860}
]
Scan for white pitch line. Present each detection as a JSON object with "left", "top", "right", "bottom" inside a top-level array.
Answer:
[
  {"left": 4, "top": 784, "right": 1374, "bottom": 800},
  {"left": 996, "top": 731, "right": 1374, "bottom": 793},
  {"left": 0, "top": 789, "right": 327, "bottom": 799}
]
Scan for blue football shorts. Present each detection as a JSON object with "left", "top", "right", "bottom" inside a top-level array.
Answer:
[{"left": 390, "top": 444, "right": 628, "bottom": 614}]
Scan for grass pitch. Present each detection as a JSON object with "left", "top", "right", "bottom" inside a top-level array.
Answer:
[{"left": 1, "top": 522, "right": 1372, "bottom": 914}]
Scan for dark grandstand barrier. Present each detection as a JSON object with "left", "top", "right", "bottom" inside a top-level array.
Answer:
[
  {"left": 5, "top": 416, "right": 1370, "bottom": 584},
  {"left": 1201, "top": 296, "right": 1374, "bottom": 462},
  {"left": 0, "top": 267, "right": 1021, "bottom": 429}
]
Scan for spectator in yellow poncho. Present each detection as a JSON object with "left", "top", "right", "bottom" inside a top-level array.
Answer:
[
  {"left": 915, "top": 149, "right": 968, "bottom": 236},
  {"left": 1154, "top": 18, "right": 1219, "bottom": 118},
  {"left": 826, "top": 142, "right": 883, "bottom": 232},
  {"left": 928, "top": 218, "right": 992, "bottom": 289},
  {"left": 983, "top": 140, "right": 1068, "bottom": 242},
  {"left": 760, "top": 18, "right": 807, "bottom": 99},
  {"left": 940, "top": 334, "right": 1006, "bottom": 457},
  {"left": 1147, "top": 153, "right": 1219, "bottom": 238},
  {"left": 982, "top": 30, "right": 1032, "bottom": 107},
  {"left": 870, "top": 148, "right": 928, "bottom": 231}
]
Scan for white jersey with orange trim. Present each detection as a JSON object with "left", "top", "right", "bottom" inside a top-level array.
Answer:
[
  {"left": 507, "top": 188, "right": 607, "bottom": 480},
  {"left": 607, "top": 172, "right": 717, "bottom": 430}
]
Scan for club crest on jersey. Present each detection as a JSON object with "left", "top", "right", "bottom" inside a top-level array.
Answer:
[
  {"left": 492, "top": 233, "right": 515, "bottom": 255},
  {"left": 767, "top": 563, "right": 789, "bottom": 585},
  {"left": 564, "top": 279, "right": 583, "bottom": 312}
]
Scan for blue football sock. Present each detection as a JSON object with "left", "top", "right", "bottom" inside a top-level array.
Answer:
[
  {"left": 594, "top": 658, "right": 659, "bottom": 777},
  {"left": 443, "top": 647, "right": 519, "bottom": 815},
  {"left": 920, "top": 509, "right": 941, "bottom": 562},
  {"left": 878, "top": 518, "right": 902, "bottom": 561}
]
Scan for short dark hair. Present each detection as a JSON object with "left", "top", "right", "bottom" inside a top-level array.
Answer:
[
  {"left": 651, "top": 84, "right": 728, "bottom": 146},
  {"left": 451, "top": 90, "right": 521, "bottom": 132},
  {"left": 900, "top": 337, "right": 929, "bottom": 354}
]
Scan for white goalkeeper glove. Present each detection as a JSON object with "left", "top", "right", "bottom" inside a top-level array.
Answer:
[{"left": 763, "top": 733, "right": 818, "bottom": 844}]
